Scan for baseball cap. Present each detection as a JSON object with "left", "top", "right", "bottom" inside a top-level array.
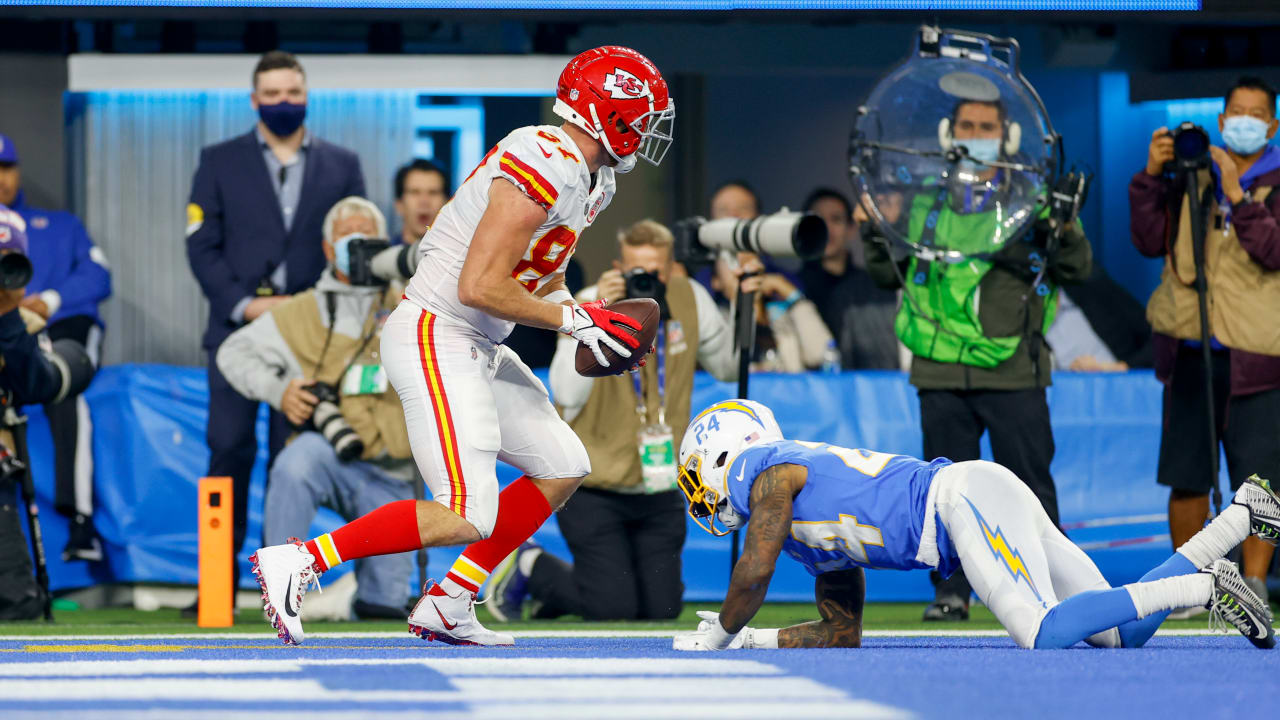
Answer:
[
  {"left": 0, "top": 204, "right": 29, "bottom": 254},
  {"left": 0, "top": 134, "right": 18, "bottom": 165}
]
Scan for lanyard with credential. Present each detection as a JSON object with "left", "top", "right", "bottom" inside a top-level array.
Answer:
[{"left": 631, "top": 322, "right": 665, "bottom": 427}]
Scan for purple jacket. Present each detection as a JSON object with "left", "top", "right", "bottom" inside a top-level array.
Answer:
[{"left": 1129, "top": 165, "right": 1280, "bottom": 396}]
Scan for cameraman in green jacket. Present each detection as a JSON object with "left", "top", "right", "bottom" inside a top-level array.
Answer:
[{"left": 865, "top": 98, "right": 1093, "bottom": 621}]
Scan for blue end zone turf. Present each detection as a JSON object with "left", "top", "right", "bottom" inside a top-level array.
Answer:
[{"left": 0, "top": 635, "right": 1274, "bottom": 718}]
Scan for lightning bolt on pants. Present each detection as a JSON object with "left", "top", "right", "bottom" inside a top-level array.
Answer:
[{"left": 934, "top": 461, "right": 1119, "bottom": 649}]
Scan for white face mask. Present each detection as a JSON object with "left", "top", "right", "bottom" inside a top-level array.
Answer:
[
  {"left": 957, "top": 137, "right": 1001, "bottom": 166},
  {"left": 1222, "top": 115, "right": 1271, "bottom": 156}
]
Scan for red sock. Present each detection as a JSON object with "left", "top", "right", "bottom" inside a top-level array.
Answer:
[
  {"left": 435, "top": 477, "right": 552, "bottom": 595},
  {"left": 304, "top": 499, "right": 421, "bottom": 573}
]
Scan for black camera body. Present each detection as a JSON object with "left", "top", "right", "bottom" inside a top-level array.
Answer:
[
  {"left": 345, "top": 237, "right": 393, "bottom": 287},
  {"left": 303, "top": 381, "right": 364, "bottom": 463},
  {"left": 1166, "top": 122, "right": 1212, "bottom": 172},
  {"left": 0, "top": 252, "right": 32, "bottom": 291},
  {"left": 624, "top": 268, "right": 663, "bottom": 301}
]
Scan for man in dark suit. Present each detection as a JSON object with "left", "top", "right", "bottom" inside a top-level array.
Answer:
[{"left": 185, "top": 50, "right": 365, "bottom": 611}]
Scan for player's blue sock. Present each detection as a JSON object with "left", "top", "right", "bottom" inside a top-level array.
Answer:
[
  {"left": 1034, "top": 587, "right": 1141, "bottom": 649},
  {"left": 1115, "top": 552, "right": 1197, "bottom": 648}
]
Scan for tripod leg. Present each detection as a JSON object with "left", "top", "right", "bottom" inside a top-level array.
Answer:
[{"left": 12, "top": 424, "right": 53, "bottom": 621}]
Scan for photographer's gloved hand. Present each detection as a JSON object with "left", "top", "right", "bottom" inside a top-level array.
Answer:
[
  {"left": 281, "top": 377, "right": 320, "bottom": 426},
  {"left": 560, "top": 300, "right": 642, "bottom": 368}
]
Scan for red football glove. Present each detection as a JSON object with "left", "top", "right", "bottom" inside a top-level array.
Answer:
[{"left": 560, "top": 299, "right": 642, "bottom": 368}]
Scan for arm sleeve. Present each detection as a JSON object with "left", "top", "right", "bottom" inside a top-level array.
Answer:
[
  {"left": 346, "top": 151, "right": 367, "bottom": 199},
  {"left": 0, "top": 310, "right": 61, "bottom": 406},
  {"left": 1049, "top": 223, "right": 1094, "bottom": 285},
  {"left": 48, "top": 217, "right": 112, "bottom": 310},
  {"left": 785, "top": 299, "right": 834, "bottom": 369},
  {"left": 1230, "top": 193, "right": 1280, "bottom": 270},
  {"left": 693, "top": 280, "right": 739, "bottom": 382},
  {"left": 214, "top": 311, "right": 303, "bottom": 410},
  {"left": 185, "top": 149, "right": 253, "bottom": 323},
  {"left": 548, "top": 285, "right": 598, "bottom": 422},
  {"left": 1129, "top": 171, "right": 1173, "bottom": 258},
  {"left": 863, "top": 230, "right": 906, "bottom": 289}
]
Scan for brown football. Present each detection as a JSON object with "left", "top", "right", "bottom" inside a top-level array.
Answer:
[{"left": 574, "top": 298, "right": 660, "bottom": 378}]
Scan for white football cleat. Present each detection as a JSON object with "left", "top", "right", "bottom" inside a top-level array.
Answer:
[
  {"left": 1235, "top": 474, "right": 1280, "bottom": 545},
  {"left": 249, "top": 539, "right": 323, "bottom": 646},
  {"left": 408, "top": 580, "right": 515, "bottom": 646}
]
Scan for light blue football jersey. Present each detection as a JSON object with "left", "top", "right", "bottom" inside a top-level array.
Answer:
[{"left": 725, "top": 440, "right": 959, "bottom": 577}]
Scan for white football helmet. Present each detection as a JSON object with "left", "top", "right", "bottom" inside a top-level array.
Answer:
[{"left": 677, "top": 399, "right": 784, "bottom": 536}]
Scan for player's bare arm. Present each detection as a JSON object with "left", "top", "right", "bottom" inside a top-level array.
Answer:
[
  {"left": 457, "top": 178, "right": 565, "bottom": 330},
  {"left": 718, "top": 463, "right": 807, "bottom": 634},
  {"left": 777, "top": 568, "right": 867, "bottom": 649}
]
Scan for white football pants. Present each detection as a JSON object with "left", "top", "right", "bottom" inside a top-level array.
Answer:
[
  {"left": 933, "top": 460, "right": 1120, "bottom": 649},
  {"left": 381, "top": 300, "right": 591, "bottom": 538}
]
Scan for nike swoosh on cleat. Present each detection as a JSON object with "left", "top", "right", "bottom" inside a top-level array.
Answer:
[
  {"left": 431, "top": 600, "right": 457, "bottom": 630},
  {"left": 284, "top": 576, "right": 299, "bottom": 618}
]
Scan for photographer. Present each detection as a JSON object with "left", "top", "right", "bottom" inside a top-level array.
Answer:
[
  {"left": 0, "top": 206, "right": 94, "bottom": 620},
  {"left": 0, "top": 134, "right": 112, "bottom": 563},
  {"left": 1130, "top": 76, "right": 1280, "bottom": 607},
  {"left": 216, "top": 197, "right": 415, "bottom": 618},
  {"left": 484, "top": 219, "right": 737, "bottom": 622},
  {"left": 799, "top": 187, "right": 901, "bottom": 370},
  {"left": 864, "top": 98, "right": 1093, "bottom": 621}
]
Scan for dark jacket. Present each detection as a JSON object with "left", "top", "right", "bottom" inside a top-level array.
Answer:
[
  {"left": 1129, "top": 168, "right": 1280, "bottom": 396},
  {"left": 866, "top": 220, "right": 1092, "bottom": 390},
  {"left": 0, "top": 310, "right": 60, "bottom": 406},
  {"left": 185, "top": 130, "right": 365, "bottom": 350}
]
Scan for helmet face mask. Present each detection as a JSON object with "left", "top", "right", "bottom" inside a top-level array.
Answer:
[
  {"left": 553, "top": 45, "right": 674, "bottom": 173},
  {"left": 677, "top": 400, "right": 785, "bottom": 537}
]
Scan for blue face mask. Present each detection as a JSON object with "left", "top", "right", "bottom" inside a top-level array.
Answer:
[
  {"left": 957, "top": 138, "right": 1001, "bottom": 166},
  {"left": 1222, "top": 115, "right": 1271, "bottom": 156},
  {"left": 258, "top": 100, "right": 307, "bottom": 137},
  {"left": 332, "top": 233, "right": 362, "bottom": 277}
]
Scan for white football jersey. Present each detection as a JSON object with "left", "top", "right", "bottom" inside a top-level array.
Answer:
[{"left": 405, "top": 124, "right": 616, "bottom": 342}]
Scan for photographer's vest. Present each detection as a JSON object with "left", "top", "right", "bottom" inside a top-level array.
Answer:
[
  {"left": 272, "top": 286, "right": 413, "bottom": 461},
  {"left": 896, "top": 188, "right": 1058, "bottom": 368},
  {"left": 567, "top": 276, "right": 699, "bottom": 492},
  {"left": 0, "top": 309, "right": 50, "bottom": 453},
  {"left": 1146, "top": 169, "right": 1280, "bottom": 355}
]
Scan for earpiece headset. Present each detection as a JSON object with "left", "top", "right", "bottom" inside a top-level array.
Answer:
[{"left": 937, "top": 117, "right": 1022, "bottom": 156}]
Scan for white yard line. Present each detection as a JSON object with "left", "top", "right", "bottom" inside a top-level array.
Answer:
[{"left": 0, "top": 628, "right": 1227, "bottom": 641}]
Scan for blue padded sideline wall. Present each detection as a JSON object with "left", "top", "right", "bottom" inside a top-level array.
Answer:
[{"left": 21, "top": 365, "right": 1219, "bottom": 603}]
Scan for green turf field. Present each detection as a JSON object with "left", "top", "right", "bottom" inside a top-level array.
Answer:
[{"left": 0, "top": 601, "right": 1230, "bottom": 636}]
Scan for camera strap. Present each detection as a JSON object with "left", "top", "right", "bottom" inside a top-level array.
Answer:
[
  {"left": 313, "top": 291, "right": 385, "bottom": 387},
  {"left": 631, "top": 323, "right": 666, "bottom": 426}
]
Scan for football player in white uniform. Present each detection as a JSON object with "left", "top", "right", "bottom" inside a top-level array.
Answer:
[{"left": 250, "top": 46, "right": 674, "bottom": 645}]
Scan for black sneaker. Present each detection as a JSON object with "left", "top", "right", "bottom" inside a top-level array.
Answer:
[
  {"left": 1236, "top": 475, "right": 1280, "bottom": 545},
  {"left": 1205, "top": 558, "right": 1275, "bottom": 649},
  {"left": 62, "top": 514, "right": 103, "bottom": 562},
  {"left": 923, "top": 594, "right": 970, "bottom": 621}
]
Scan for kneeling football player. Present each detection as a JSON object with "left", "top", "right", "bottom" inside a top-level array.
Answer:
[{"left": 673, "top": 400, "right": 1277, "bottom": 650}]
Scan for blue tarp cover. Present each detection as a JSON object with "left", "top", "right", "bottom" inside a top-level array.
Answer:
[{"left": 21, "top": 365, "right": 1201, "bottom": 602}]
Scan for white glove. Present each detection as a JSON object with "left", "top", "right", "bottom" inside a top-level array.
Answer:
[
  {"left": 672, "top": 611, "right": 744, "bottom": 651},
  {"left": 559, "top": 300, "right": 641, "bottom": 368}
]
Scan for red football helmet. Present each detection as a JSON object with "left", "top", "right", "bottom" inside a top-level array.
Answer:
[{"left": 553, "top": 45, "right": 674, "bottom": 173}]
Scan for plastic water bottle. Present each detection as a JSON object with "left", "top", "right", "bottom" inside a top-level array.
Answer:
[{"left": 821, "top": 340, "right": 841, "bottom": 374}]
